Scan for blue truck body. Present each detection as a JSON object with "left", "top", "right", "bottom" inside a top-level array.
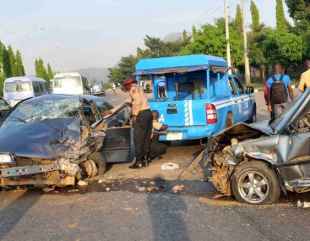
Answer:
[{"left": 136, "top": 54, "right": 256, "bottom": 141}]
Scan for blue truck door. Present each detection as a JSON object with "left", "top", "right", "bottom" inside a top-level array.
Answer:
[
  {"left": 233, "top": 77, "right": 251, "bottom": 121},
  {"left": 227, "top": 77, "right": 241, "bottom": 123}
]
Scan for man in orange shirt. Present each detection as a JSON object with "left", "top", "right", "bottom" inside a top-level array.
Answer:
[
  {"left": 123, "top": 77, "right": 152, "bottom": 169},
  {"left": 299, "top": 60, "right": 310, "bottom": 93}
]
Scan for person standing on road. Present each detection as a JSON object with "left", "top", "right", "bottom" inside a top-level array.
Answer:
[
  {"left": 149, "top": 110, "right": 168, "bottom": 160},
  {"left": 298, "top": 59, "right": 310, "bottom": 93},
  {"left": 266, "top": 63, "right": 294, "bottom": 120},
  {"left": 123, "top": 77, "right": 152, "bottom": 169}
]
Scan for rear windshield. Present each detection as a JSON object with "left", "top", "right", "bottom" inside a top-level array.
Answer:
[{"left": 5, "top": 82, "right": 32, "bottom": 93}]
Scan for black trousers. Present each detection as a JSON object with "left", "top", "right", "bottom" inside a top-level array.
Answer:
[
  {"left": 150, "top": 139, "right": 167, "bottom": 160},
  {"left": 134, "top": 109, "right": 152, "bottom": 161}
]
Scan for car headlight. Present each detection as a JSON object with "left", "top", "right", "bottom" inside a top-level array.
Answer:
[{"left": 0, "top": 153, "right": 14, "bottom": 164}]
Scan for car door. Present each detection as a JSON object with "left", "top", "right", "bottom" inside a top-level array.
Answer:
[
  {"left": 227, "top": 76, "right": 242, "bottom": 123},
  {"left": 286, "top": 112, "right": 310, "bottom": 179},
  {"left": 233, "top": 77, "right": 252, "bottom": 122}
]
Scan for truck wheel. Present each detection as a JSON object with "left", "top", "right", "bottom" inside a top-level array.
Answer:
[
  {"left": 89, "top": 152, "right": 107, "bottom": 175},
  {"left": 226, "top": 112, "right": 233, "bottom": 128},
  {"left": 231, "top": 161, "right": 280, "bottom": 205}
]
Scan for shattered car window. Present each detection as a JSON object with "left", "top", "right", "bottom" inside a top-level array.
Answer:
[{"left": 2, "top": 95, "right": 80, "bottom": 128}]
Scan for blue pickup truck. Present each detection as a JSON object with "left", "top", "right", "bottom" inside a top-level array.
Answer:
[{"left": 136, "top": 54, "right": 256, "bottom": 141}]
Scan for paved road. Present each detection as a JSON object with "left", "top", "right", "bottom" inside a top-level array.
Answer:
[
  {"left": 1, "top": 91, "right": 309, "bottom": 241},
  {"left": 1, "top": 190, "right": 310, "bottom": 241}
]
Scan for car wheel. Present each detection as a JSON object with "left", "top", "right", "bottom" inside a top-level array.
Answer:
[
  {"left": 231, "top": 161, "right": 280, "bottom": 205},
  {"left": 226, "top": 112, "right": 233, "bottom": 128}
]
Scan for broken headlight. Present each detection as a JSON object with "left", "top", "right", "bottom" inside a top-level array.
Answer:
[{"left": 0, "top": 153, "right": 15, "bottom": 164}]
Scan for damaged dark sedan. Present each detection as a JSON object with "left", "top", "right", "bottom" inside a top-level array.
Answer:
[
  {"left": 206, "top": 89, "right": 310, "bottom": 204},
  {"left": 0, "top": 94, "right": 109, "bottom": 188}
]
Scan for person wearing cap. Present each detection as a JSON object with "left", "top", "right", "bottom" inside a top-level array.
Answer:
[
  {"left": 299, "top": 59, "right": 310, "bottom": 93},
  {"left": 123, "top": 77, "right": 152, "bottom": 169}
]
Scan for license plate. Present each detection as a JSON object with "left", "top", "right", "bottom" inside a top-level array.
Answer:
[{"left": 166, "top": 132, "right": 183, "bottom": 141}]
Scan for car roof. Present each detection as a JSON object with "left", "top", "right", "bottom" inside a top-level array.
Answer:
[
  {"left": 4, "top": 76, "right": 47, "bottom": 83},
  {"left": 136, "top": 54, "right": 227, "bottom": 75}
]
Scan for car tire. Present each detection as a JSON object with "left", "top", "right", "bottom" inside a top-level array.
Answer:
[
  {"left": 231, "top": 161, "right": 280, "bottom": 205},
  {"left": 226, "top": 112, "right": 233, "bottom": 128},
  {"left": 89, "top": 152, "right": 107, "bottom": 175}
]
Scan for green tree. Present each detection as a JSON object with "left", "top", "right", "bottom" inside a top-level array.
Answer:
[
  {"left": 35, "top": 58, "right": 49, "bottom": 80},
  {"left": 2, "top": 46, "right": 11, "bottom": 78},
  {"left": 7, "top": 46, "right": 17, "bottom": 76},
  {"left": 15, "top": 50, "right": 25, "bottom": 76},
  {"left": 108, "top": 34, "right": 190, "bottom": 84},
  {"left": 261, "top": 30, "right": 303, "bottom": 66},
  {"left": 234, "top": 4, "right": 243, "bottom": 33},
  {"left": 47, "top": 63, "right": 54, "bottom": 80},
  {"left": 182, "top": 19, "right": 243, "bottom": 68},
  {"left": 108, "top": 55, "right": 137, "bottom": 84},
  {"left": 250, "top": 0, "right": 261, "bottom": 32},
  {"left": 286, "top": 0, "right": 309, "bottom": 32},
  {"left": 276, "top": 0, "right": 289, "bottom": 31}
]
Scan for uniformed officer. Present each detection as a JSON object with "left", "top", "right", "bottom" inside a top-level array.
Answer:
[{"left": 123, "top": 77, "right": 152, "bottom": 169}]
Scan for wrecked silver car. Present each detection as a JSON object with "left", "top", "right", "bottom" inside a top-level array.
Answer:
[
  {"left": 206, "top": 89, "right": 310, "bottom": 204},
  {"left": 0, "top": 94, "right": 108, "bottom": 188}
]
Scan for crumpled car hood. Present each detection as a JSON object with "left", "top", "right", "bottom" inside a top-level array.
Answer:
[{"left": 0, "top": 118, "right": 80, "bottom": 160}]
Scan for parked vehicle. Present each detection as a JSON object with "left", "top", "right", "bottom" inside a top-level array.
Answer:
[
  {"left": 135, "top": 54, "right": 256, "bottom": 141},
  {"left": 3, "top": 76, "right": 48, "bottom": 107},
  {"left": 51, "top": 72, "right": 90, "bottom": 95},
  {"left": 205, "top": 89, "right": 310, "bottom": 204},
  {"left": 0, "top": 98, "right": 11, "bottom": 124},
  {"left": 0, "top": 94, "right": 133, "bottom": 188}
]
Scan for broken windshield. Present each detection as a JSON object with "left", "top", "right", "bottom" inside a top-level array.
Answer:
[{"left": 2, "top": 95, "right": 80, "bottom": 128}]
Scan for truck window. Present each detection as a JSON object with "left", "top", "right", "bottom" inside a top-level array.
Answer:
[
  {"left": 228, "top": 77, "right": 238, "bottom": 95},
  {"left": 175, "top": 71, "right": 205, "bottom": 99},
  {"left": 234, "top": 78, "right": 245, "bottom": 94}
]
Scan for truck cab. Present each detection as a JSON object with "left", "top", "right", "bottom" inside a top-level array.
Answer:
[{"left": 135, "top": 54, "right": 256, "bottom": 141}]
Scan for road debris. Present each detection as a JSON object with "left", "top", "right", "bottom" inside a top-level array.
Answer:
[
  {"left": 105, "top": 187, "right": 111, "bottom": 192},
  {"left": 297, "top": 200, "right": 310, "bottom": 208},
  {"left": 172, "top": 184, "right": 185, "bottom": 193},
  {"left": 137, "top": 186, "right": 146, "bottom": 192},
  {"left": 78, "top": 180, "right": 88, "bottom": 187},
  {"left": 161, "top": 162, "right": 180, "bottom": 171}
]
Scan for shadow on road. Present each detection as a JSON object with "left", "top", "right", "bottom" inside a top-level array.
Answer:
[
  {"left": 0, "top": 191, "right": 40, "bottom": 240},
  {"left": 147, "top": 177, "right": 191, "bottom": 241}
]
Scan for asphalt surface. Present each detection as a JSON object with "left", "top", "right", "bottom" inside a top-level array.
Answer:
[
  {"left": 1, "top": 190, "right": 310, "bottom": 241},
  {"left": 1, "top": 90, "right": 309, "bottom": 241}
]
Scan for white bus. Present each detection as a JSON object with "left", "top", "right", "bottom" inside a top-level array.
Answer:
[
  {"left": 3, "top": 76, "right": 48, "bottom": 107},
  {"left": 51, "top": 72, "right": 90, "bottom": 95}
]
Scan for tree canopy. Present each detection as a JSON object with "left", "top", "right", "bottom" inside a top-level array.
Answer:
[
  {"left": 276, "top": 0, "right": 289, "bottom": 31},
  {"left": 250, "top": 0, "right": 261, "bottom": 32},
  {"left": 109, "top": 0, "right": 309, "bottom": 84}
]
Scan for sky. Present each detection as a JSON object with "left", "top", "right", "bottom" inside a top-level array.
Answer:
[{"left": 0, "top": 0, "right": 291, "bottom": 74}]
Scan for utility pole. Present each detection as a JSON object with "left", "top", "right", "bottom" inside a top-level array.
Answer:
[
  {"left": 240, "top": 0, "right": 251, "bottom": 85},
  {"left": 224, "top": 0, "right": 232, "bottom": 74}
]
